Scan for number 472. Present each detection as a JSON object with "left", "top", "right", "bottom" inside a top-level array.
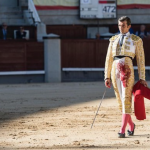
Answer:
[{"left": 103, "top": 6, "right": 116, "bottom": 13}]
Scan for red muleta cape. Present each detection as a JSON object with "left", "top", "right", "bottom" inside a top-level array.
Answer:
[{"left": 132, "top": 81, "right": 150, "bottom": 120}]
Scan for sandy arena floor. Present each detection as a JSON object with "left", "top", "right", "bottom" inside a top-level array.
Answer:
[{"left": 0, "top": 82, "right": 150, "bottom": 150}]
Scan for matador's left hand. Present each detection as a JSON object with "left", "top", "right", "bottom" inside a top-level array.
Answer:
[{"left": 140, "top": 79, "right": 148, "bottom": 87}]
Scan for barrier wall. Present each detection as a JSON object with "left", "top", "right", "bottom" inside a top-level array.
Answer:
[
  {"left": 0, "top": 40, "right": 44, "bottom": 71},
  {"left": 61, "top": 39, "right": 150, "bottom": 68},
  {"left": 1, "top": 39, "right": 150, "bottom": 72},
  {"left": 0, "top": 39, "right": 150, "bottom": 82}
]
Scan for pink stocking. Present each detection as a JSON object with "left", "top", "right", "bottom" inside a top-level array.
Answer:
[
  {"left": 120, "top": 114, "right": 134, "bottom": 134},
  {"left": 128, "top": 115, "right": 134, "bottom": 131},
  {"left": 120, "top": 114, "right": 129, "bottom": 134}
]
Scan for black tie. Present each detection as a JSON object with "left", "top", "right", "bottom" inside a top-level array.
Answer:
[{"left": 120, "top": 35, "right": 125, "bottom": 46}]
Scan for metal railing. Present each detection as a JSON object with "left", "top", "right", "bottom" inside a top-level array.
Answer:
[{"left": 28, "top": 0, "right": 41, "bottom": 23}]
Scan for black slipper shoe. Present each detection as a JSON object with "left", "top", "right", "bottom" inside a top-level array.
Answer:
[
  {"left": 127, "top": 123, "right": 135, "bottom": 136},
  {"left": 118, "top": 133, "right": 125, "bottom": 138}
]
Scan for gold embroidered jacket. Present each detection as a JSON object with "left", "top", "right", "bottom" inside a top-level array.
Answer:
[{"left": 105, "top": 33, "right": 145, "bottom": 80}]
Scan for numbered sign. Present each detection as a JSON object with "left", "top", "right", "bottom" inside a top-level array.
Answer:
[
  {"left": 102, "top": 4, "right": 116, "bottom": 18},
  {"left": 80, "top": 0, "right": 116, "bottom": 19}
]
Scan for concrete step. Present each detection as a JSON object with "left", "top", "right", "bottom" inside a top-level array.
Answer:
[
  {"left": 0, "top": 12, "right": 22, "bottom": 15},
  {"left": 0, "top": 6, "right": 34, "bottom": 25},
  {"left": 0, "top": 6, "right": 21, "bottom": 12},
  {"left": 0, "top": 0, "right": 17, "bottom": 6},
  {"left": 0, "top": 14, "right": 23, "bottom": 19},
  {"left": 0, "top": 19, "right": 27, "bottom": 25}
]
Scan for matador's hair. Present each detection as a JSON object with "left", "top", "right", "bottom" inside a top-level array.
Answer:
[{"left": 118, "top": 16, "right": 131, "bottom": 26}]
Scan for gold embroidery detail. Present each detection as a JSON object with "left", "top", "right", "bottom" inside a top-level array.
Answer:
[
  {"left": 104, "top": 42, "right": 113, "bottom": 79},
  {"left": 124, "top": 52, "right": 135, "bottom": 58},
  {"left": 111, "top": 58, "right": 134, "bottom": 114},
  {"left": 120, "top": 50, "right": 124, "bottom": 55},
  {"left": 116, "top": 45, "right": 121, "bottom": 55},
  {"left": 111, "top": 61, "right": 122, "bottom": 112},
  {"left": 112, "top": 43, "right": 135, "bottom": 59},
  {"left": 106, "top": 34, "right": 145, "bottom": 114},
  {"left": 131, "top": 34, "right": 140, "bottom": 41},
  {"left": 125, "top": 45, "right": 130, "bottom": 50},
  {"left": 111, "top": 57, "right": 134, "bottom": 113},
  {"left": 135, "top": 39, "right": 145, "bottom": 80},
  {"left": 125, "top": 41, "right": 130, "bottom": 45},
  {"left": 109, "top": 34, "right": 119, "bottom": 41},
  {"left": 124, "top": 57, "right": 134, "bottom": 113}
]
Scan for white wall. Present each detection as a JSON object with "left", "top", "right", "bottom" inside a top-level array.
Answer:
[{"left": 37, "top": 9, "right": 150, "bottom": 25}]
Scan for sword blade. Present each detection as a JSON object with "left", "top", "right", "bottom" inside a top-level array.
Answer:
[{"left": 91, "top": 88, "right": 107, "bottom": 129}]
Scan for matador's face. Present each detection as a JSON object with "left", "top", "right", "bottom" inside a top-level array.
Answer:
[{"left": 118, "top": 21, "right": 131, "bottom": 34}]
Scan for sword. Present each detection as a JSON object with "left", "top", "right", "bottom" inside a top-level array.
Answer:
[{"left": 91, "top": 88, "right": 107, "bottom": 129}]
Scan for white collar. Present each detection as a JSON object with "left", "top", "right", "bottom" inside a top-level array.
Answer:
[{"left": 120, "top": 32, "right": 130, "bottom": 36}]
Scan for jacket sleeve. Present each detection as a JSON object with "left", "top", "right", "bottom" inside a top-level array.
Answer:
[
  {"left": 104, "top": 41, "right": 113, "bottom": 80},
  {"left": 135, "top": 39, "right": 145, "bottom": 80}
]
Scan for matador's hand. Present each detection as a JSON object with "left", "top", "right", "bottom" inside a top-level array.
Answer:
[
  {"left": 105, "top": 78, "right": 111, "bottom": 88},
  {"left": 140, "top": 79, "right": 148, "bottom": 87}
]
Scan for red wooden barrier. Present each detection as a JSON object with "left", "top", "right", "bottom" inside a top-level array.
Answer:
[
  {"left": 61, "top": 39, "right": 150, "bottom": 68},
  {"left": 47, "top": 25, "right": 87, "bottom": 39},
  {"left": 62, "top": 39, "right": 109, "bottom": 68},
  {"left": 0, "top": 39, "right": 149, "bottom": 72},
  {"left": 0, "top": 40, "right": 44, "bottom": 71}
]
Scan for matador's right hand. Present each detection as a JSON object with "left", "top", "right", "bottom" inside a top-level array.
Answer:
[{"left": 105, "top": 78, "right": 111, "bottom": 88}]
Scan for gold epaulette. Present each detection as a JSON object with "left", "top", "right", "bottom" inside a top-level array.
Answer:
[
  {"left": 109, "top": 34, "right": 119, "bottom": 41},
  {"left": 131, "top": 34, "right": 141, "bottom": 41}
]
